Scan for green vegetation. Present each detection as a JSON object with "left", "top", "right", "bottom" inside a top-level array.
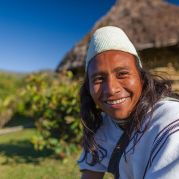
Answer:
[
  {"left": 0, "top": 129, "right": 81, "bottom": 179},
  {"left": 16, "top": 71, "right": 82, "bottom": 157},
  {"left": 0, "top": 71, "right": 25, "bottom": 100},
  {"left": 0, "top": 129, "right": 113, "bottom": 179},
  {"left": 0, "top": 71, "right": 26, "bottom": 127},
  {"left": 0, "top": 70, "right": 83, "bottom": 158}
]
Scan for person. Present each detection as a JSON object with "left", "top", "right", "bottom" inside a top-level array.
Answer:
[{"left": 77, "top": 26, "right": 179, "bottom": 179}]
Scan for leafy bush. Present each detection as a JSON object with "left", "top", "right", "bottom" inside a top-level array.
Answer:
[{"left": 18, "top": 71, "right": 82, "bottom": 157}]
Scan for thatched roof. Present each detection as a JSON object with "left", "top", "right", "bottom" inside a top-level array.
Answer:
[{"left": 57, "top": 0, "right": 179, "bottom": 72}]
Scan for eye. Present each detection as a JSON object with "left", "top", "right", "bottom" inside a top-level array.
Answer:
[
  {"left": 116, "top": 71, "right": 129, "bottom": 78},
  {"left": 92, "top": 76, "right": 104, "bottom": 84}
]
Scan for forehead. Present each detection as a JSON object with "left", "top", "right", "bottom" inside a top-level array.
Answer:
[{"left": 87, "top": 50, "right": 137, "bottom": 75}]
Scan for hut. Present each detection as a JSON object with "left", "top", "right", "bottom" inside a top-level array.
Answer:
[{"left": 56, "top": 0, "right": 179, "bottom": 84}]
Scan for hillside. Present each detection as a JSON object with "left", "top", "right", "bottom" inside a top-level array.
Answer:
[{"left": 0, "top": 71, "right": 26, "bottom": 100}]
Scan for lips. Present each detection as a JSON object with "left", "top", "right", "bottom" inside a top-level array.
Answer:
[{"left": 104, "top": 97, "right": 128, "bottom": 105}]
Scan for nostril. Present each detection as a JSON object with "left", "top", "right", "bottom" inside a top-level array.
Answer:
[{"left": 103, "top": 80, "right": 121, "bottom": 96}]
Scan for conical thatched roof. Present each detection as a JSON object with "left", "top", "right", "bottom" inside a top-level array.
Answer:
[{"left": 57, "top": 0, "right": 179, "bottom": 72}]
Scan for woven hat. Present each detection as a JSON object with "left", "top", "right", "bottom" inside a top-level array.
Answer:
[{"left": 85, "top": 26, "right": 142, "bottom": 71}]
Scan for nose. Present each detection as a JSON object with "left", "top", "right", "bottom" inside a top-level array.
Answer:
[{"left": 103, "top": 76, "right": 122, "bottom": 96}]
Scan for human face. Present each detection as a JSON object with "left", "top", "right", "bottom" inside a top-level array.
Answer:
[{"left": 88, "top": 50, "right": 143, "bottom": 121}]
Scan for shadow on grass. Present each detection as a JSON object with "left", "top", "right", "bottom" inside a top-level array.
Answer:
[
  {"left": 5, "top": 114, "right": 35, "bottom": 128},
  {"left": 0, "top": 139, "right": 54, "bottom": 165}
]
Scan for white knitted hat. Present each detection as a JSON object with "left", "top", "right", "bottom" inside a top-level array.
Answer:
[{"left": 85, "top": 26, "right": 142, "bottom": 71}]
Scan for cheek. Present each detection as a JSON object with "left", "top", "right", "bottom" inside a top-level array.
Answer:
[
  {"left": 124, "top": 77, "right": 143, "bottom": 95},
  {"left": 134, "top": 80, "right": 143, "bottom": 97},
  {"left": 89, "top": 84, "right": 102, "bottom": 101}
]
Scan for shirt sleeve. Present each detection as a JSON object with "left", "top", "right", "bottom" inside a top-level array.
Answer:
[
  {"left": 144, "top": 122, "right": 179, "bottom": 179},
  {"left": 77, "top": 149, "right": 107, "bottom": 172}
]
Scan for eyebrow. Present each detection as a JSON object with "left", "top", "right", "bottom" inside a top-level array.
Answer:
[
  {"left": 90, "top": 72, "right": 106, "bottom": 79},
  {"left": 112, "top": 66, "right": 130, "bottom": 73}
]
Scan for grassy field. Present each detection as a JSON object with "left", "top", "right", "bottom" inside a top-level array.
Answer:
[
  {"left": 0, "top": 129, "right": 113, "bottom": 179},
  {"left": 0, "top": 129, "right": 81, "bottom": 179}
]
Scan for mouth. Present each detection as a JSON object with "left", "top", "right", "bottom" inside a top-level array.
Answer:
[{"left": 104, "top": 97, "right": 128, "bottom": 105}]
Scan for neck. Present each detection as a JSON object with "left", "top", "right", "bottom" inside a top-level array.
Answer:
[{"left": 112, "top": 117, "right": 130, "bottom": 130}]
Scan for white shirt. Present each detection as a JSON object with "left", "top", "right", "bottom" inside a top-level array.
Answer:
[{"left": 78, "top": 98, "right": 179, "bottom": 179}]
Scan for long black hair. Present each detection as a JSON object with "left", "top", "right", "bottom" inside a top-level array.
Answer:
[{"left": 79, "top": 62, "right": 178, "bottom": 164}]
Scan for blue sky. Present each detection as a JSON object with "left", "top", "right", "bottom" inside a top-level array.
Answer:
[{"left": 0, "top": 0, "right": 178, "bottom": 73}]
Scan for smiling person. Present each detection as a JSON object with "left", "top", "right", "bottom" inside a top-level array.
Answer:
[{"left": 78, "top": 26, "right": 179, "bottom": 179}]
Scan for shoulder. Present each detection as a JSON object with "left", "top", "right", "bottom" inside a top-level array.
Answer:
[
  {"left": 149, "top": 98, "right": 179, "bottom": 130},
  {"left": 145, "top": 98, "right": 179, "bottom": 144},
  {"left": 142, "top": 98, "right": 179, "bottom": 177}
]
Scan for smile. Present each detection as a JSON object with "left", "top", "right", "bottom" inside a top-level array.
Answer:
[{"left": 105, "top": 97, "right": 127, "bottom": 105}]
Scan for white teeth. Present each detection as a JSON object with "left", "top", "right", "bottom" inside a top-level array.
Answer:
[{"left": 106, "top": 98, "right": 126, "bottom": 105}]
